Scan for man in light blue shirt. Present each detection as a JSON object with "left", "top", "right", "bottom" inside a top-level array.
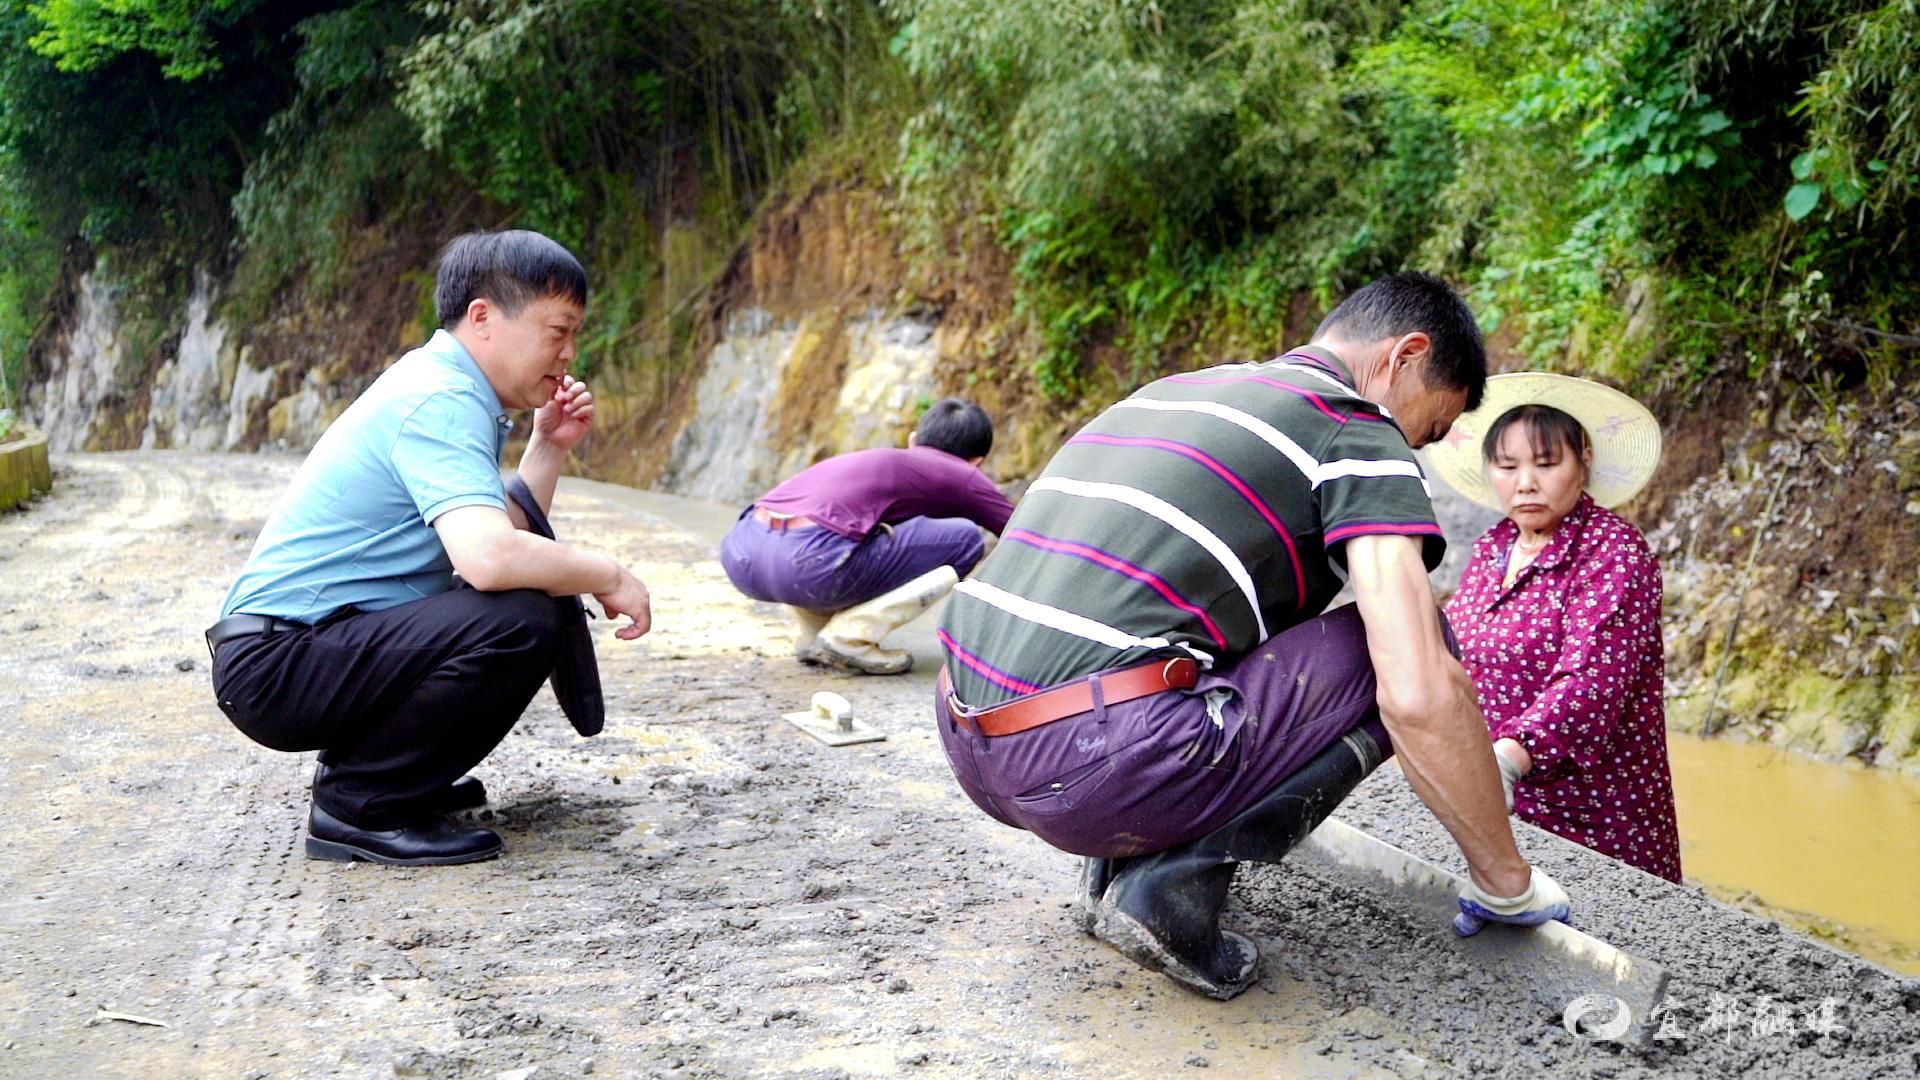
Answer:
[
  {"left": 209, "top": 230, "right": 651, "bottom": 866},
  {"left": 219, "top": 329, "right": 521, "bottom": 622}
]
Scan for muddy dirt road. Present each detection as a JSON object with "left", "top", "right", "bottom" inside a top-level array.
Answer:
[{"left": 2, "top": 453, "right": 1914, "bottom": 1079}]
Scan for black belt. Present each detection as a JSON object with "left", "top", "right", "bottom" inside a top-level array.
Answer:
[{"left": 204, "top": 613, "right": 310, "bottom": 657}]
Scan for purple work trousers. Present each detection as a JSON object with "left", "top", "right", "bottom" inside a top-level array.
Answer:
[
  {"left": 938, "top": 604, "right": 1411, "bottom": 858},
  {"left": 720, "top": 511, "right": 985, "bottom": 612}
]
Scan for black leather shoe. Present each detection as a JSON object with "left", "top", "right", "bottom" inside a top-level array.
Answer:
[
  {"left": 305, "top": 803, "right": 502, "bottom": 866},
  {"left": 428, "top": 775, "right": 488, "bottom": 813}
]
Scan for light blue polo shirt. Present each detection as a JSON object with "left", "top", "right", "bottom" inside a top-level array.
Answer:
[{"left": 221, "top": 330, "right": 513, "bottom": 622}]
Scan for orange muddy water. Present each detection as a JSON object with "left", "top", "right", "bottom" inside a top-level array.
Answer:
[{"left": 1668, "top": 732, "right": 1920, "bottom": 975}]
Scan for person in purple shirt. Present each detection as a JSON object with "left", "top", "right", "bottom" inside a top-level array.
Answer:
[{"left": 720, "top": 398, "right": 1015, "bottom": 673}]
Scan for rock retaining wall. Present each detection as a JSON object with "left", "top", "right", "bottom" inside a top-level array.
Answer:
[{"left": 0, "top": 426, "right": 52, "bottom": 510}]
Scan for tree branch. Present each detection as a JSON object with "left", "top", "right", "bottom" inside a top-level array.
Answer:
[{"left": 1830, "top": 319, "right": 1920, "bottom": 348}]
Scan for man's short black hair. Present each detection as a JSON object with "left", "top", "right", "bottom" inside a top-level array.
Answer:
[
  {"left": 915, "top": 398, "right": 994, "bottom": 459},
  {"left": 1313, "top": 271, "right": 1487, "bottom": 410},
  {"left": 434, "top": 230, "right": 589, "bottom": 328}
]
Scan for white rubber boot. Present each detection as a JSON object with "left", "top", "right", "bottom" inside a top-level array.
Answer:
[
  {"left": 802, "top": 565, "right": 960, "bottom": 676},
  {"left": 790, "top": 606, "right": 833, "bottom": 654}
]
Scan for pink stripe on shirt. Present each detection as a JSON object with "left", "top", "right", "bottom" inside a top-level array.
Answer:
[
  {"left": 1005, "top": 528, "right": 1229, "bottom": 649},
  {"left": 1165, "top": 373, "right": 1349, "bottom": 426},
  {"left": 1070, "top": 432, "right": 1306, "bottom": 611},
  {"left": 1324, "top": 521, "right": 1445, "bottom": 546},
  {"left": 938, "top": 628, "right": 1045, "bottom": 696}
]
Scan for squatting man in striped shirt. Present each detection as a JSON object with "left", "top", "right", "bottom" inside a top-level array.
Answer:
[{"left": 934, "top": 272, "right": 1572, "bottom": 999}]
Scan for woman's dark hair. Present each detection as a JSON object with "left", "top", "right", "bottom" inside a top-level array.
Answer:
[
  {"left": 915, "top": 398, "right": 994, "bottom": 459},
  {"left": 435, "top": 230, "right": 589, "bottom": 328},
  {"left": 1482, "top": 404, "right": 1590, "bottom": 476},
  {"left": 1313, "top": 271, "right": 1487, "bottom": 410}
]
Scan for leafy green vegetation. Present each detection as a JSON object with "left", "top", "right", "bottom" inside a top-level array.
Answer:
[
  {"left": 885, "top": 0, "right": 1916, "bottom": 394},
  {"left": 0, "top": 0, "right": 1914, "bottom": 412}
]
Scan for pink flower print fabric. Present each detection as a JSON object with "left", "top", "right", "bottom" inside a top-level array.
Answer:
[{"left": 1444, "top": 494, "right": 1682, "bottom": 882}]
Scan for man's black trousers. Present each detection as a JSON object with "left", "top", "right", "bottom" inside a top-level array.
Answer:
[{"left": 212, "top": 588, "right": 562, "bottom": 827}]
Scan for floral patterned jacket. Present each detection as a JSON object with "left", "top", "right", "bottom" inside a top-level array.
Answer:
[{"left": 1444, "top": 494, "right": 1682, "bottom": 882}]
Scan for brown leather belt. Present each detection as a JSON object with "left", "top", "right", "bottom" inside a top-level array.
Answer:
[
  {"left": 940, "top": 656, "right": 1200, "bottom": 737},
  {"left": 752, "top": 505, "right": 818, "bottom": 531}
]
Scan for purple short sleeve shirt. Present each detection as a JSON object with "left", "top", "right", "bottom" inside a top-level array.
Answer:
[
  {"left": 754, "top": 445, "right": 1013, "bottom": 539},
  {"left": 1444, "top": 494, "right": 1682, "bottom": 882}
]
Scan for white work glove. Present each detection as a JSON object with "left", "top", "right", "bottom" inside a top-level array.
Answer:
[
  {"left": 1454, "top": 866, "right": 1571, "bottom": 937},
  {"left": 1491, "top": 739, "right": 1527, "bottom": 813}
]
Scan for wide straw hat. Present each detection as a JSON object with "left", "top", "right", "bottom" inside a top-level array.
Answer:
[{"left": 1426, "top": 372, "right": 1662, "bottom": 510}]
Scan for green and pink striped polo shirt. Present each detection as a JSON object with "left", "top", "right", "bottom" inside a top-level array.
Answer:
[{"left": 939, "top": 346, "right": 1444, "bottom": 706}]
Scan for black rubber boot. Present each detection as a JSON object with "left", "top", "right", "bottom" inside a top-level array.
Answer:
[
  {"left": 1092, "top": 725, "right": 1385, "bottom": 999},
  {"left": 1094, "top": 850, "right": 1256, "bottom": 999},
  {"left": 1075, "top": 856, "right": 1127, "bottom": 936}
]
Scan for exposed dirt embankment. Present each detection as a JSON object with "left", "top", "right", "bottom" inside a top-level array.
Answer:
[
  {"left": 223, "top": 232, "right": 447, "bottom": 450},
  {"left": 1631, "top": 380, "right": 1920, "bottom": 771},
  {"left": 594, "top": 179, "right": 1078, "bottom": 492},
  {"left": 27, "top": 229, "right": 442, "bottom": 455}
]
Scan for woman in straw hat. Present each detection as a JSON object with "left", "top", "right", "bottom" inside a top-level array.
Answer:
[{"left": 1427, "top": 373, "right": 1681, "bottom": 882}]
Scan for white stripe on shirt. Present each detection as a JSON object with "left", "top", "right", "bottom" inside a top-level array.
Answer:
[
  {"left": 1029, "top": 476, "right": 1269, "bottom": 640},
  {"left": 1110, "top": 398, "right": 1430, "bottom": 494},
  {"left": 953, "top": 579, "right": 1215, "bottom": 665},
  {"left": 1315, "top": 456, "right": 1432, "bottom": 494},
  {"left": 1185, "top": 358, "right": 1392, "bottom": 419},
  {"left": 1270, "top": 362, "right": 1398, "bottom": 421},
  {"left": 1267, "top": 360, "right": 1357, "bottom": 395},
  {"left": 1112, "top": 398, "right": 1318, "bottom": 476}
]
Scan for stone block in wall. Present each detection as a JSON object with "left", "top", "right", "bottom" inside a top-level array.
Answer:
[{"left": 0, "top": 427, "right": 53, "bottom": 511}]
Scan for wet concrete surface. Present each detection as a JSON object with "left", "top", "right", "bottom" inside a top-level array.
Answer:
[{"left": 0, "top": 452, "right": 1913, "bottom": 1078}]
